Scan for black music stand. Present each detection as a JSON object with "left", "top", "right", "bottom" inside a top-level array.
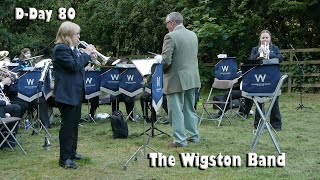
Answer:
[
  {"left": 26, "top": 65, "right": 51, "bottom": 138},
  {"left": 290, "top": 45, "right": 312, "bottom": 110},
  {"left": 123, "top": 59, "right": 162, "bottom": 170},
  {"left": 140, "top": 83, "right": 170, "bottom": 137}
]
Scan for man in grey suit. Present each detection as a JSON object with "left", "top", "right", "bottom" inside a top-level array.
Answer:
[{"left": 160, "top": 12, "right": 201, "bottom": 147}]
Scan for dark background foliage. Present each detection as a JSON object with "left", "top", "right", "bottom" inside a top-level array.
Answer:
[{"left": 1, "top": 0, "right": 319, "bottom": 90}]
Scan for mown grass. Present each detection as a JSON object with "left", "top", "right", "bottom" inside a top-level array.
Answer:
[{"left": 0, "top": 93, "right": 319, "bottom": 180}]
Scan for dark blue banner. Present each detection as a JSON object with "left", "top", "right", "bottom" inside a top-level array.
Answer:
[
  {"left": 85, "top": 70, "right": 101, "bottom": 99},
  {"left": 151, "top": 64, "right": 163, "bottom": 112},
  {"left": 18, "top": 70, "right": 42, "bottom": 102},
  {"left": 119, "top": 68, "right": 143, "bottom": 97},
  {"left": 100, "top": 68, "right": 120, "bottom": 96},
  {"left": 215, "top": 57, "right": 238, "bottom": 80},
  {"left": 242, "top": 64, "right": 280, "bottom": 94},
  {"left": 43, "top": 69, "right": 53, "bottom": 100}
]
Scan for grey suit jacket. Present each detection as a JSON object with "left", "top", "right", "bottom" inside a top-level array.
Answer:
[{"left": 161, "top": 25, "right": 201, "bottom": 94}]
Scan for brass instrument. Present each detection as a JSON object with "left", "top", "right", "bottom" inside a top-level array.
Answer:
[
  {"left": 0, "top": 68, "right": 14, "bottom": 105},
  {"left": 78, "top": 48, "right": 102, "bottom": 67},
  {"left": 0, "top": 67, "right": 18, "bottom": 83},
  {"left": 0, "top": 87, "right": 10, "bottom": 105},
  {"left": 259, "top": 41, "right": 270, "bottom": 60},
  {"left": 78, "top": 41, "right": 110, "bottom": 66}
]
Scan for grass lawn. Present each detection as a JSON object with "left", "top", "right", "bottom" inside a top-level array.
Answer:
[{"left": 0, "top": 93, "right": 319, "bottom": 179}]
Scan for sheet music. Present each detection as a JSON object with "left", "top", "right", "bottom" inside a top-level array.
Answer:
[{"left": 131, "top": 58, "right": 159, "bottom": 77}]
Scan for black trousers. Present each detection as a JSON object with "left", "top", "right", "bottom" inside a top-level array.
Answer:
[
  {"left": 140, "top": 93, "right": 168, "bottom": 122},
  {"left": 58, "top": 103, "right": 81, "bottom": 161},
  {"left": 253, "top": 97, "right": 282, "bottom": 130},
  {"left": 88, "top": 96, "right": 99, "bottom": 118},
  {"left": 111, "top": 94, "right": 134, "bottom": 119}
]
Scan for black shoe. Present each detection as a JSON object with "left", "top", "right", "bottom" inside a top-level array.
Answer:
[
  {"left": 59, "top": 159, "right": 78, "bottom": 169},
  {"left": 71, "top": 154, "right": 83, "bottom": 160},
  {"left": 212, "top": 113, "right": 221, "bottom": 119},
  {"left": 273, "top": 128, "right": 281, "bottom": 132}
]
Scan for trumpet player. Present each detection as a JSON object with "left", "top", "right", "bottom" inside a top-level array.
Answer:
[
  {"left": 249, "top": 29, "right": 284, "bottom": 132},
  {"left": 250, "top": 29, "right": 283, "bottom": 62},
  {"left": 52, "top": 21, "right": 96, "bottom": 169}
]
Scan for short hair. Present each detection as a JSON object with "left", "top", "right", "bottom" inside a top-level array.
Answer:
[
  {"left": 55, "top": 21, "right": 80, "bottom": 46},
  {"left": 166, "top": 12, "right": 183, "bottom": 25}
]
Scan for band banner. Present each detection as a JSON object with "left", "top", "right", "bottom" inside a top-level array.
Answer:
[
  {"left": 242, "top": 64, "right": 280, "bottom": 94},
  {"left": 85, "top": 70, "right": 101, "bottom": 99},
  {"left": 151, "top": 64, "right": 163, "bottom": 112},
  {"left": 119, "top": 68, "right": 143, "bottom": 97},
  {"left": 18, "top": 70, "right": 42, "bottom": 102},
  {"left": 215, "top": 57, "right": 238, "bottom": 80},
  {"left": 100, "top": 68, "right": 120, "bottom": 96},
  {"left": 43, "top": 69, "right": 53, "bottom": 100}
]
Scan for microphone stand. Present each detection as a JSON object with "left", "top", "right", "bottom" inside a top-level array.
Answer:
[{"left": 290, "top": 45, "right": 311, "bottom": 110}]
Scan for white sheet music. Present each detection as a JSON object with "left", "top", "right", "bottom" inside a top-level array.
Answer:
[{"left": 131, "top": 58, "right": 160, "bottom": 76}]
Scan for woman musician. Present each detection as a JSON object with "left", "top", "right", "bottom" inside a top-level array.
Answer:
[{"left": 249, "top": 29, "right": 283, "bottom": 132}]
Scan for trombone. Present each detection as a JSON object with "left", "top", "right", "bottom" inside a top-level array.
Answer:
[{"left": 78, "top": 41, "right": 110, "bottom": 66}]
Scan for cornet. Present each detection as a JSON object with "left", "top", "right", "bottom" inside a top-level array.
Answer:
[
  {"left": 259, "top": 41, "right": 270, "bottom": 59},
  {"left": 78, "top": 48, "right": 102, "bottom": 66},
  {"left": 78, "top": 41, "right": 110, "bottom": 66}
]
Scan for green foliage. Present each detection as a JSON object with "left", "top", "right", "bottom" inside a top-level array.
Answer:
[{"left": 1, "top": 0, "right": 319, "bottom": 91}]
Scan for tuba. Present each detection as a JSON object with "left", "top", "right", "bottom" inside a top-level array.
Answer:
[{"left": 78, "top": 41, "right": 110, "bottom": 66}]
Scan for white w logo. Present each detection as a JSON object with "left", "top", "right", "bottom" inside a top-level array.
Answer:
[
  {"left": 127, "top": 75, "right": 134, "bottom": 81},
  {"left": 156, "top": 77, "right": 161, "bottom": 87},
  {"left": 110, "top": 74, "right": 119, "bottom": 81},
  {"left": 221, "top": 66, "right": 229, "bottom": 72},
  {"left": 254, "top": 74, "right": 266, "bottom": 82},
  {"left": 26, "top": 79, "right": 34, "bottom": 85},
  {"left": 86, "top": 78, "right": 93, "bottom": 84}
]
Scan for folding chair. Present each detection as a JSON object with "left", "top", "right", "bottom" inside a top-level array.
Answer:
[
  {"left": 0, "top": 117, "right": 27, "bottom": 154},
  {"left": 199, "top": 57, "right": 241, "bottom": 127},
  {"left": 241, "top": 63, "right": 287, "bottom": 155}
]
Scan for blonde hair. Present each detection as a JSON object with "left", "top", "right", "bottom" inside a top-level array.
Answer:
[
  {"left": 55, "top": 21, "right": 80, "bottom": 46},
  {"left": 20, "top": 48, "right": 31, "bottom": 60}
]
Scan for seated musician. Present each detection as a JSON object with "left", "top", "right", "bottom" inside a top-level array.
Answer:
[
  {"left": 110, "top": 94, "right": 135, "bottom": 121},
  {"left": 84, "top": 61, "right": 100, "bottom": 120},
  {"left": 0, "top": 70, "right": 22, "bottom": 150},
  {"left": 140, "top": 91, "right": 168, "bottom": 123},
  {"left": 5, "top": 48, "right": 52, "bottom": 128}
]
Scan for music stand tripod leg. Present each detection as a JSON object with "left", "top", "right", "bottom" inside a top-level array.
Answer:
[{"left": 123, "top": 88, "right": 160, "bottom": 171}]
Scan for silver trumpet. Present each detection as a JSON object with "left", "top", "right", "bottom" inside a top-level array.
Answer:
[
  {"left": 78, "top": 41, "right": 110, "bottom": 65},
  {"left": 259, "top": 41, "right": 270, "bottom": 60},
  {"left": 78, "top": 48, "right": 101, "bottom": 66}
]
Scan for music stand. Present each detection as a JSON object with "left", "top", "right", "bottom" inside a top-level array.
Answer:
[
  {"left": 140, "top": 68, "right": 170, "bottom": 137},
  {"left": 123, "top": 59, "right": 162, "bottom": 170},
  {"left": 241, "top": 63, "right": 287, "bottom": 155},
  {"left": 34, "top": 62, "right": 52, "bottom": 138},
  {"left": 289, "top": 45, "right": 312, "bottom": 110}
]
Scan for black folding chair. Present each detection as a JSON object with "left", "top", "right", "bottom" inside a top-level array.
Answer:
[{"left": 0, "top": 117, "right": 27, "bottom": 154}]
